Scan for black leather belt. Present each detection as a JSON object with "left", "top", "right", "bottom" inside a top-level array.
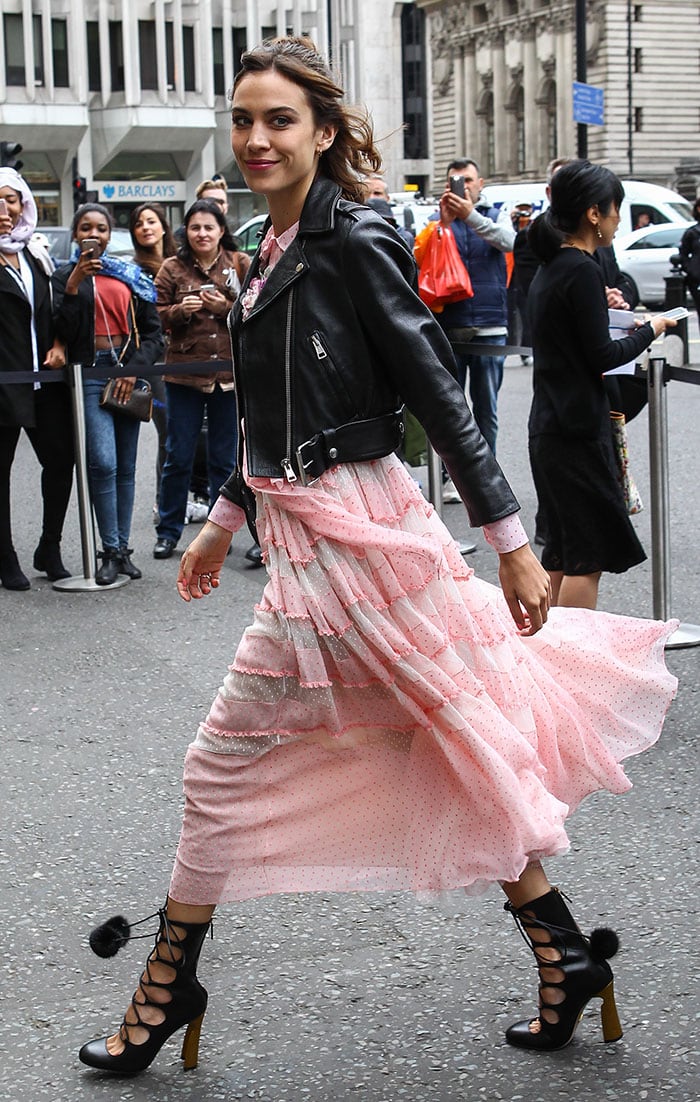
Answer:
[{"left": 295, "top": 407, "right": 405, "bottom": 486}]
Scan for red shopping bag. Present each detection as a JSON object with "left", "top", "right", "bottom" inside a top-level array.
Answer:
[{"left": 417, "top": 222, "right": 473, "bottom": 311}]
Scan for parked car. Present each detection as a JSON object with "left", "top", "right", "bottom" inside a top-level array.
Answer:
[
  {"left": 233, "top": 214, "right": 267, "bottom": 255},
  {"left": 613, "top": 223, "right": 688, "bottom": 306},
  {"left": 38, "top": 227, "right": 134, "bottom": 266},
  {"left": 481, "top": 179, "right": 694, "bottom": 239}
]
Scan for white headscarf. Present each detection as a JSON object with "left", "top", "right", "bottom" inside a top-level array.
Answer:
[{"left": 0, "top": 168, "right": 38, "bottom": 254}]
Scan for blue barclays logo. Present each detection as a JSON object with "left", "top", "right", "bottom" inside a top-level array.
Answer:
[{"left": 103, "top": 185, "right": 115, "bottom": 198}]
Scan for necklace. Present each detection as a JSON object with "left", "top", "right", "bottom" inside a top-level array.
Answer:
[{"left": 195, "top": 251, "right": 221, "bottom": 276}]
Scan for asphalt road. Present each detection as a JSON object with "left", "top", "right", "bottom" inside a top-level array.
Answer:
[{"left": 1, "top": 324, "right": 699, "bottom": 1102}]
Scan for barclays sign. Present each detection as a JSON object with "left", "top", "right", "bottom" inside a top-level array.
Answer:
[{"left": 96, "top": 180, "right": 187, "bottom": 202}]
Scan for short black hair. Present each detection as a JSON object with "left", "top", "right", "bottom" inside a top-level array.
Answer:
[{"left": 446, "top": 158, "right": 480, "bottom": 178}]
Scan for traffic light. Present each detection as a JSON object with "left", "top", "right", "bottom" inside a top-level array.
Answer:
[
  {"left": 0, "top": 141, "right": 23, "bottom": 170},
  {"left": 72, "top": 175, "right": 87, "bottom": 209}
]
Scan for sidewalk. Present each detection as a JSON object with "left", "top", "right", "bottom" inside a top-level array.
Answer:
[{"left": 1, "top": 330, "right": 699, "bottom": 1101}]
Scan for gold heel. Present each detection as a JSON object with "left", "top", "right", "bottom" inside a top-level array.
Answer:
[
  {"left": 181, "top": 1012, "right": 205, "bottom": 1070},
  {"left": 598, "top": 981, "right": 623, "bottom": 1043}
]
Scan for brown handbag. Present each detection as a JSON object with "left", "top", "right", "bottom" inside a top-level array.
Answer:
[{"left": 99, "top": 378, "right": 153, "bottom": 422}]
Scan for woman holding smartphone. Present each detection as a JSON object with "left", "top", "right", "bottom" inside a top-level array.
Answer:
[
  {"left": 52, "top": 204, "right": 164, "bottom": 584},
  {"left": 152, "top": 200, "right": 249, "bottom": 560},
  {"left": 0, "top": 168, "right": 74, "bottom": 590}
]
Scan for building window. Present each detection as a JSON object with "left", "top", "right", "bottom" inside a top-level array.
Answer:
[
  {"left": 163, "top": 24, "right": 195, "bottom": 90},
  {"left": 634, "top": 47, "right": 642, "bottom": 73},
  {"left": 401, "top": 5, "right": 428, "bottom": 160},
  {"left": 109, "top": 21, "right": 125, "bottom": 92},
  {"left": 480, "top": 91, "right": 495, "bottom": 176},
  {"left": 232, "top": 28, "right": 247, "bottom": 76},
  {"left": 32, "top": 14, "right": 44, "bottom": 84},
  {"left": 139, "top": 21, "right": 158, "bottom": 90},
  {"left": 514, "top": 86, "right": 525, "bottom": 173},
  {"left": 3, "top": 14, "right": 25, "bottom": 86},
  {"left": 503, "top": 0, "right": 518, "bottom": 15},
  {"left": 473, "top": 4, "right": 488, "bottom": 25},
  {"left": 86, "top": 23, "right": 101, "bottom": 90},
  {"left": 212, "top": 27, "right": 224, "bottom": 95},
  {"left": 183, "top": 26, "right": 195, "bottom": 90},
  {"left": 165, "top": 23, "right": 175, "bottom": 87},
  {"left": 546, "top": 80, "right": 557, "bottom": 160},
  {"left": 52, "top": 19, "right": 69, "bottom": 87},
  {"left": 634, "top": 106, "right": 643, "bottom": 131},
  {"left": 5, "top": 13, "right": 46, "bottom": 86},
  {"left": 633, "top": 4, "right": 642, "bottom": 21}
]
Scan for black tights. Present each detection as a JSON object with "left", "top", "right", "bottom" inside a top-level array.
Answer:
[{"left": 0, "top": 386, "right": 74, "bottom": 554}]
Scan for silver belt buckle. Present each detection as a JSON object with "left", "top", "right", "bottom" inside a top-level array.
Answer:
[{"left": 295, "top": 439, "right": 321, "bottom": 487}]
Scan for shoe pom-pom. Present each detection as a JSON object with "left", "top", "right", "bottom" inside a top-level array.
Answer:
[
  {"left": 89, "top": 914, "right": 131, "bottom": 958},
  {"left": 589, "top": 927, "right": 619, "bottom": 961}
]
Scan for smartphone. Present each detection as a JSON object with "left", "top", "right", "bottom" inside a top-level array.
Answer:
[
  {"left": 199, "top": 283, "right": 216, "bottom": 293},
  {"left": 660, "top": 306, "right": 689, "bottom": 320},
  {"left": 0, "top": 198, "right": 8, "bottom": 218},
  {"left": 449, "top": 175, "right": 466, "bottom": 198},
  {"left": 80, "top": 237, "right": 100, "bottom": 255}
]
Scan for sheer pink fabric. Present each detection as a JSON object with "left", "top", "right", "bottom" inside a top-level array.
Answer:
[{"left": 169, "top": 454, "right": 676, "bottom": 905}]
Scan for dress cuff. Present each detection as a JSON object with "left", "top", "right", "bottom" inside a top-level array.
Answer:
[
  {"left": 208, "top": 495, "right": 247, "bottom": 534},
  {"left": 482, "top": 513, "right": 529, "bottom": 554}
]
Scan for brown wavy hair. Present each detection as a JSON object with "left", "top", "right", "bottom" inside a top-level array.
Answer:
[
  {"left": 128, "top": 202, "right": 177, "bottom": 277},
  {"left": 232, "top": 36, "right": 381, "bottom": 204}
]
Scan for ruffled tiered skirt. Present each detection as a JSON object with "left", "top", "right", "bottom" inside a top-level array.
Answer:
[{"left": 169, "top": 455, "right": 676, "bottom": 905}]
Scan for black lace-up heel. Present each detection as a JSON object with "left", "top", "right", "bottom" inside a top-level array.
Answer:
[
  {"left": 79, "top": 908, "right": 213, "bottom": 1075},
  {"left": 504, "top": 888, "right": 622, "bottom": 1051}
]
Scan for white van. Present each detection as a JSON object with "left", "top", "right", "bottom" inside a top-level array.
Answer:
[{"left": 480, "top": 179, "right": 694, "bottom": 239}]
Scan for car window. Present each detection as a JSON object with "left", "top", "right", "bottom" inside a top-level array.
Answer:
[{"left": 629, "top": 228, "right": 684, "bottom": 249}]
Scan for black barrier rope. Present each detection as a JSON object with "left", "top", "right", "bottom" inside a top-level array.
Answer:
[{"left": 0, "top": 360, "right": 234, "bottom": 384}]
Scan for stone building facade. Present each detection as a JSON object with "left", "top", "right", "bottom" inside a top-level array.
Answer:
[{"left": 415, "top": 0, "right": 700, "bottom": 193}]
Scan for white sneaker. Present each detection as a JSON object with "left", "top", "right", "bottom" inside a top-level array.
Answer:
[
  {"left": 185, "top": 498, "right": 209, "bottom": 524},
  {"left": 442, "top": 479, "right": 461, "bottom": 504}
]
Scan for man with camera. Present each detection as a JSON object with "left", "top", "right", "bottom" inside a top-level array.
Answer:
[{"left": 436, "top": 159, "right": 514, "bottom": 468}]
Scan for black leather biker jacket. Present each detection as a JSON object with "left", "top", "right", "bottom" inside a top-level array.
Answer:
[{"left": 221, "top": 175, "right": 519, "bottom": 529}]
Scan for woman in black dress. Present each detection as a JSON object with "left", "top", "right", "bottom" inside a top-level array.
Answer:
[{"left": 527, "top": 161, "right": 676, "bottom": 610}]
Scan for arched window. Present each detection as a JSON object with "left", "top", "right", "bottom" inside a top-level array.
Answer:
[{"left": 476, "top": 88, "right": 495, "bottom": 177}]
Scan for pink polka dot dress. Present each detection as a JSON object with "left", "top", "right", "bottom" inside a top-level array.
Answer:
[{"left": 168, "top": 453, "right": 677, "bottom": 906}]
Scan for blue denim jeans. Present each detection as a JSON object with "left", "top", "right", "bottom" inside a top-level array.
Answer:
[
  {"left": 83, "top": 355, "right": 141, "bottom": 552},
  {"left": 452, "top": 333, "right": 506, "bottom": 455},
  {"left": 157, "top": 383, "right": 238, "bottom": 543}
]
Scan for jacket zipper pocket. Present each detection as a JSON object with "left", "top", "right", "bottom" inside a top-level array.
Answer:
[
  {"left": 282, "top": 289, "right": 297, "bottom": 482},
  {"left": 310, "top": 332, "right": 327, "bottom": 360}
]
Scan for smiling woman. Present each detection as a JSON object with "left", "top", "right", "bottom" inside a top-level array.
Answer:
[
  {"left": 77, "top": 41, "right": 678, "bottom": 1079},
  {"left": 151, "top": 199, "right": 249, "bottom": 561},
  {"left": 51, "top": 202, "right": 164, "bottom": 583}
]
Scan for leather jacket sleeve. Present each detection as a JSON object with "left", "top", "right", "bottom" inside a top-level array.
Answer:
[{"left": 340, "top": 214, "right": 519, "bottom": 527}]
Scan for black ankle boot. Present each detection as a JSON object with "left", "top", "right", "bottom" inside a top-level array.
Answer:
[
  {"left": 95, "top": 549, "right": 120, "bottom": 586},
  {"left": 79, "top": 908, "right": 213, "bottom": 1075},
  {"left": 118, "top": 548, "right": 142, "bottom": 579},
  {"left": 504, "top": 888, "right": 622, "bottom": 1050},
  {"left": 0, "top": 550, "right": 30, "bottom": 590},
  {"left": 33, "top": 538, "right": 70, "bottom": 581}
]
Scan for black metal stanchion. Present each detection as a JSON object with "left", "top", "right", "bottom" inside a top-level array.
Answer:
[
  {"left": 53, "top": 363, "right": 128, "bottom": 592},
  {"left": 646, "top": 355, "right": 700, "bottom": 647},
  {"left": 426, "top": 443, "right": 476, "bottom": 556}
]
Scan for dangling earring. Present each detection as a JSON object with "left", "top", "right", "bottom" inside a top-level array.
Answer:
[{"left": 596, "top": 224, "right": 603, "bottom": 240}]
